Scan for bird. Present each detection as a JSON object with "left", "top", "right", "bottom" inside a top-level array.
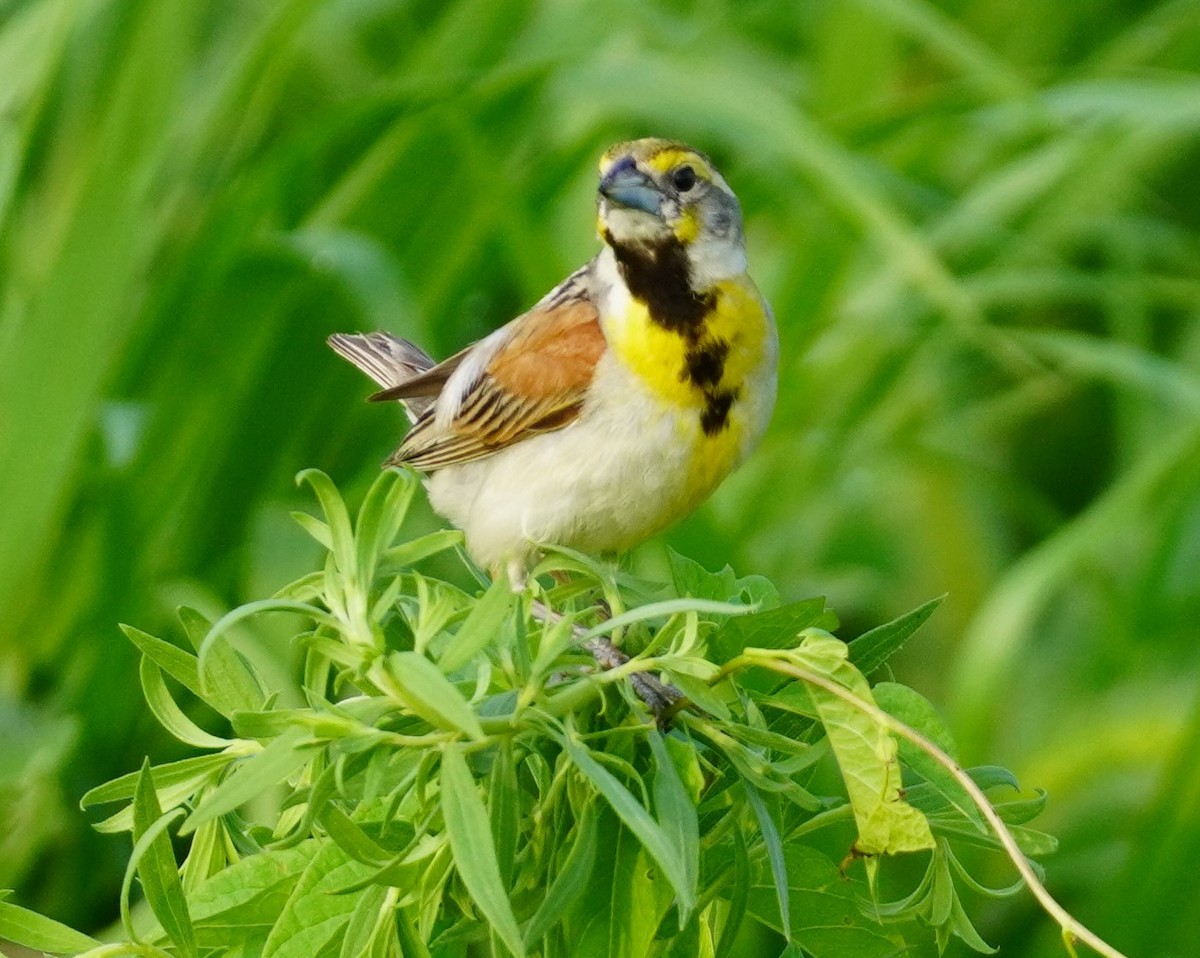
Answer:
[{"left": 329, "top": 137, "right": 777, "bottom": 591}]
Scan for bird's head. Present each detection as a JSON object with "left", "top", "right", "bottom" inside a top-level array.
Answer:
[{"left": 596, "top": 138, "right": 747, "bottom": 286}]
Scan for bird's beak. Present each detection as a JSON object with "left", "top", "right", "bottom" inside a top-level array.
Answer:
[{"left": 599, "top": 158, "right": 662, "bottom": 216}]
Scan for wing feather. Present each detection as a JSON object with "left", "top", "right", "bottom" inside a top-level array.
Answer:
[
  {"left": 387, "top": 280, "right": 605, "bottom": 471},
  {"left": 368, "top": 346, "right": 469, "bottom": 402},
  {"left": 328, "top": 332, "right": 441, "bottom": 421}
]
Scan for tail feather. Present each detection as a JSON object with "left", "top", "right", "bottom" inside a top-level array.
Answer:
[{"left": 328, "top": 332, "right": 437, "bottom": 422}]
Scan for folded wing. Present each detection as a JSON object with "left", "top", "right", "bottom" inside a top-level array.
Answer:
[{"left": 387, "top": 295, "right": 606, "bottom": 471}]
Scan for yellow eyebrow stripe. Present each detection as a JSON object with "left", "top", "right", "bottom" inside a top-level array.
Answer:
[{"left": 644, "top": 149, "right": 711, "bottom": 179}]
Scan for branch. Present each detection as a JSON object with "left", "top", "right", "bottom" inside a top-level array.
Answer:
[
  {"left": 530, "top": 599, "right": 685, "bottom": 724},
  {"left": 742, "top": 652, "right": 1129, "bottom": 958}
]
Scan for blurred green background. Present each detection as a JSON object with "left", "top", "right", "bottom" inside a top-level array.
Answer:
[{"left": 2, "top": 0, "right": 1198, "bottom": 954}]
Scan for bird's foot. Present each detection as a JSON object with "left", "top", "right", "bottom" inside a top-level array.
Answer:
[{"left": 531, "top": 600, "right": 687, "bottom": 728}]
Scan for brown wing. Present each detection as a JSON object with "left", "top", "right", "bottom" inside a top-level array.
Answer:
[{"left": 388, "top": 297, "right": 605, "bottom": 471}]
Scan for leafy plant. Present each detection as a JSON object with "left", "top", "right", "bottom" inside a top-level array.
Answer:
[
  {"left": 0, "top": 470, "right": 1119, "bottom": 958},
  {"left": 3, "top": 2, "right": 1199, "bottom": 950}
]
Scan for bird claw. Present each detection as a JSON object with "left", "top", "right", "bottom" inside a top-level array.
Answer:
[
  {"left": 629, "top": 671, "right": 687, "bottom": 730},
  {"left": 534, "top": 601, "right": 689, "bottom": 728},
  {"left": 582, "top": 635, "right": 688, "bottom": 728}
]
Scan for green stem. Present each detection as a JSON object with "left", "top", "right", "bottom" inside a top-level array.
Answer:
[{"left": 737, "top": 650, "right": 1128, "bottom": 958}]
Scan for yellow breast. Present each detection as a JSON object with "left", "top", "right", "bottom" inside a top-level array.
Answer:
[{"left": 601, "top": 274, "right": 777, "bottom": 500}]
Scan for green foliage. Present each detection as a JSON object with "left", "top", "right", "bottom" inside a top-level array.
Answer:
[
  {"left": 2, "top": 1, "right": 1199, "bottom": 953},
  {"left": 0, "top": 471, "right": 1061, "bottom": 958},
  {"left": 0, "top": 895, "right": 99, "bottom": 956}
]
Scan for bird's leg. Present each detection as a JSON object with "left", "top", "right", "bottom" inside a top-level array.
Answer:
[{"left": 530, "top": 599, "right": 686, "bottom": 728}]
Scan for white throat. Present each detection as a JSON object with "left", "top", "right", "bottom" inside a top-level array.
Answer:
[{"left": 687, "top": 232, "right": 748, "bottom": 288}]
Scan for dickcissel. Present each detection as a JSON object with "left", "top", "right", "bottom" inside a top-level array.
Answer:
[{"left": 330, "top": 138, "right": 777, "bottom": 589}]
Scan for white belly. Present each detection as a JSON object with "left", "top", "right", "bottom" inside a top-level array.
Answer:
[{"left": 425, "top": 355, "right": 723, "bottom": 577}]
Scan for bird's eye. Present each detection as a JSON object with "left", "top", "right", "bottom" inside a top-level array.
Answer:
[{"left": 671, "top": 165, "right": 697, "bottom": 192}]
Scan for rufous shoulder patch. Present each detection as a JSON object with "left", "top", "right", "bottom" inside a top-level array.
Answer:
[{"left": 487, "top": 300, "right": 605, "bottom": 399}]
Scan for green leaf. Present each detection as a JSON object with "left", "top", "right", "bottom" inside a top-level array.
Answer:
[
  {"left": 82, "top": 753, "right": 233, "bottom": 809},
  {"left": 529, "top": 610, "right": 578, "bottom": 682},
  {"left": 196, "top": 599, "right": 341, "bottom": 692},
  {"left": 319, "top": 805, "right": 389, "bottom": 866},
  {"left": 231, "top": 705, "right": 365, "bottom": 742},
  {"left": 437, "top": 575, "right": 513, "bottom": 673},
  {"left": 274, "top": 570, "right": 326, "bottom": 602},
  {"left": 561, "top": 730, "right": 696, "bottom": 918},
  {"left": 930, "top": 852, "right": 954, "bottom": 925},
  {"left": 439, "top": 743, "right": 526, "bottom": 958},
  {"left": 370, "top": 575, "right": 404, "bottom": 622},
  {"left": 744, "top": 782, "right": 790, "bottom": 937},
  {"left": 178, "top": 606, "right": 268, "bottom": 715},
  {"left": 667, "top": 550, "right": 737, "bottom": 601},
  {"left": 713, "top": 824, "right": 750, "bottom": 958},
  {"left": 523, "top": 804, "right": 598, "bottom": 944},
  {"left": 90, "top": 754, "right": 239, "bottom": 835},
  {"left": 666, "top": 670, "right": 732, "bottom": 720},
  {"left": 667, "top": 550, "right": 779, "bottom": 608},
  {"left": 709, "top": 598, "right": 838, "bottom": 665},
  {"left": 947, "top": 892, "right": 998, "bottom": 954},
  {"left": 377, "top": 529, "right": 464, "bottom": 574},
  {"left": 488, "top": 744, "right": 519, "bottom": 887},
  {"left": 704, "top": 727, "right": 822, "bottom": 810},
  {"left": 967, "top": 766, "right": 1021, "bottom": 792},
  {"left": 995, "top": 823, "right": 1058, "bottom": 857},
  {"left": 120, "top": 624, "right": 206, "bottom": 702},
  {"left": 0, "top": 897, "right": 99, "bottom": 954},
  {"left": 574, "top": 821, "right": 669, "bottom": 957},
  {"left": 785, "top": 632, "right": 935, "bottom": 855},
  {"left": 182, "top": 728, "right": 318, "bottom": 834},
  {"left": 381, "top": 651, "right": 484, "bottom": 739},
  {"left": 338, "top": 883, "right": 389, "bottom": 958},
  {"left": 929, "top": 818, "right": 1058, "bottom": 856},
  {"left": 873, "top": 682, "right": 982, "bottom": 830},
  {"left": 848, "top": 595, "right": 944, "bottom": 676},
  {"left": 994, "top": 788, "right": 1049, "bottom": 825},
  {"left": 355, "top": 468, "right": 417, "bottom": 583},
  {"left": 945, "top": 844, "right": 1027, "bottom": 899},
  {"left": 189, "top": 842, "right": 318, "bottom": 928},
  {"left": 394, "top": 904, "right": 432, "bottom": 958},
  {"left": 139, "top": 657, "right": 230, "bottom": 749},
  {"left": 876, "top": 848, "right": 937, "bottom": 920},
  {"left": 291, "top": 510, "right": 333, "bottom": 550},
  {"left": 745, "top": 845, "right": 908, "bottom": 958},
  {"left": 262, "top": 838, "right": 376, "bottom": 958},
  {"left": 131, "top": 760, "right": 197, "bottom": 958},
  {"left": 648, "top": 732, "right": 699, "bottom": 924},
  {"left": 180, "top": 817, "right": 225, "bottom": 895},
  {"left": 297, "top": 468, "right": 358, "bottom": 581}
]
